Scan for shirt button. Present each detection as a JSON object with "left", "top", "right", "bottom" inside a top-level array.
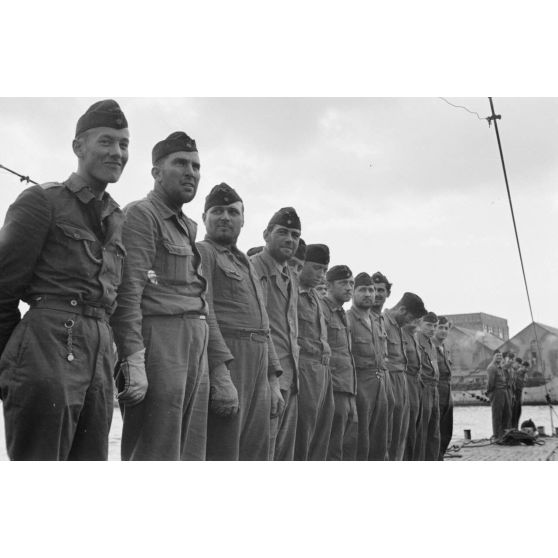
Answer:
[{"left": 70, "top": 300, "right": 78, "bottom": 306}]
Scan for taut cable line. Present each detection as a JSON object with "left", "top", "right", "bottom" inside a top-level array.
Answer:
[
  {"left": 0, "top": 163, "right": 39, "bottom": 185},
  {"left": 487, "top": 97, "right": 555, "bottom": 433}
]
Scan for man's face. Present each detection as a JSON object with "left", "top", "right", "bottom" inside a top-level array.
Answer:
[
  {"left": 75, "top": 127, "right": 130, "bottom": 185},
  {"left": 299, "top": 261, "right": 327, "bottom": 289},
  {"left": 288, "top": 257, "right": 305, "bottom": 280},
  {"left": 328, "top": 277, "right": 354, "bottom": 305},
  {"left": 315, "top": 282, "right": 328, "bottom": 299},
  {"left": 263, "top": 224, "right": 301, "bottom": 264},
  {"left": 372, "top": 282, "right": 389, "bottom": 309},
  {"left": 203, "top": 201, "right": 244, "bottom": 246},
  {"left": 153, "top": 150, "right": 201, "bottom": 206},
  {"left": 494, "top": 352, "right": 503, "bottom": 364},
  {"left": 353, "top": 285, "right": 375, "bottom": 310},
  {"left": 396, "top": 307, "right": 418, "bottom": 327},
  {"left": 420, "top": 320, "right": 437, "bottom": 338},
  {"left": 435, "top": 322, "right": 449, "bottom": 341}
]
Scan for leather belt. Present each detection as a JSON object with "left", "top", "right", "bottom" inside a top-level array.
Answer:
[
  {"left": 220, "top": 328, "right": 269, "bottom": 344},
  {"left": 29, "top": 295, "right": 109, "bottom": 320}
]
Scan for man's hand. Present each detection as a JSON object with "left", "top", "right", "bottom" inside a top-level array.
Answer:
[
  {"left": 209, "top": 362, "right": 239, "bottom": 418},
  {"left": 114, "top": 348, "right": 148, "bottom": 407},
  {"left": 268, "top": 372, "right": 285, "bottom": 418}
]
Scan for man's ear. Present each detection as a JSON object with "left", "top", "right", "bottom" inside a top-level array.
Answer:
[
  {"left": 263, "top": 227, "right": 270, "bottom": 243},
  {"left": 151, "top": 166, "right": 160, "bottom": 181},
  {"left": 72, "top": 137, "right": 84, "bottom": 158}
]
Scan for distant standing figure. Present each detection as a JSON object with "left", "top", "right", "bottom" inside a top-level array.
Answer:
[
  {"left": 433, "top": 316, "right": 453, "bottom": 459},
  {"left": 486, "top": 350, "right": 512, "bottom": 439}
]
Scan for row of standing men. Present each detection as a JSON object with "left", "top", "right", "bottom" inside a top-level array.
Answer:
[{"left": 0, "top": 99, "right": 453, "bottom": 460}]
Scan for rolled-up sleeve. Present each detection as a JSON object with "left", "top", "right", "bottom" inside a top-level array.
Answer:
[{"left": 0, "top": 186, "right": 51, "bottom": 355}]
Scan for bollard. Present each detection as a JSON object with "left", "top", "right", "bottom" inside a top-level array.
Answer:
[
  {"left": 555, "top": 426, "right": 558, "bottom": 437},
  {"left": 537, "top": 426, "right": 546, "bottom": 437},
  {"left": 464, "top": 429, "right": 471, "bottom": 440}
]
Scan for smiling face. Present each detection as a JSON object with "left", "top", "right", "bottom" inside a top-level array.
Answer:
[
  {"left": 74, "top": 126, "right": 130, "bottom": 189},
  {"left": 263, "top": 224, "right": 301, "bottom": 264},
  {"left": 152, "top": 150, "right": 201, "bottom": 207},
  {"left": 203, "top": 201, "right": 244, "bottom": 246},
  {"left": 372, "top": 282, "right": 389, "bottom": 311}
]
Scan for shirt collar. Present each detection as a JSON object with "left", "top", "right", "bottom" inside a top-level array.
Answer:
[
  {"left": 323, "top": 295, "right": 343, "bottom": 312},
  {"left": 259, "top": 248, "right": 288, "bottom": 277},
  {"left": 148, "top": 189, "right": 185, "bottom": 220},
  {"left": 64, "top": 173, "right": 120, "bottom": 212},
  {"left": 384, "top": 308, "right": 399, "bottom": 328}
]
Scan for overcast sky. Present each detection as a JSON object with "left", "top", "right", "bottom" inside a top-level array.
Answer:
[{"left": 1, "top": 97, "right": 556, "bottom": 335}]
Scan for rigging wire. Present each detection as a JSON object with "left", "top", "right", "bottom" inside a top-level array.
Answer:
[
  {"left": 438, "top": 97, "right": 488, "bottom": 121},
  {"left": 0, "top": 163, "right": 38, "bottom": 185},
  {"left": 487, "top": 97, "right": 555, "bottom": 434}
]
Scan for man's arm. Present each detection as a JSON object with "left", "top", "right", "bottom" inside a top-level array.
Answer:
[
  {"left": 196, "top": 241, "right": 238, "bottom": 418},
  {"left": 486, "top": 363, "right": 497, "bottom": 397},
  {"left": 0, "top": 186, "right": 51, "bottom": 355}
]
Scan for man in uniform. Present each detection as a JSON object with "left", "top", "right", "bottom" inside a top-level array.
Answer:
[
  {"left": 370, "top": 271, "right": 395, "bottom": 459},
  {"left": 294, "top": 244, "right": 335, "bottom": 460},
  {"left": 287, "top": 238, "right": 306, "bottom": 282},
  {"left": 251, "top": 208, "right": 301, "bottom": 460},
  {"left": 111, "top": 132, "right": 234, "bottom": 460},
  {"left": 433, "top": 315, "right": 453, "bottom": 459},
  {"left": 486, "top": 350, "right": 512, "bottom": 439},
  {"left": 348, "top": 272, "right": 389, "bottom": 460},
  {"left": 197, "top": 183, "right": 280, "bottom": 460},
  {"left": 383, "top": 292, "right": 427, "bottom": 460},
  {"left": 0, "top": 99, "right": 129, "bottom": 460},
  {"left": 402, "top": 316, "right": 426, "bottom": 460},
  {"left": 511, "top": 358, "right": 529, "bottom": 429},
  {"left": 321, "top": 265, "right": 358, "bottom": 460},
  {"left": 416, "top": 312, "right": 440, "bottom": 460}
]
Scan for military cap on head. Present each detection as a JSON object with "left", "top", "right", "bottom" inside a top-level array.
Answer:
[
  {"left": 422, "top": 311, "right": 438, "bottom": 324},
  {"left": 75, "top": 99, "right": 128, "bottom": 136},
  {"left": 522, "top": 360, "right": 530, "bottom": 367},
  {"left": 399, "top": 292, "right": 427, "bottom": 319},
  {"left": 267, "top": 207, "right": 301, "bottom": 231},
  {"left": 305, "top": 244, "right": 330, "bottom": 265},
  {"left": 327, "top": 265, "right": 353, "bottom": 282},
  {"left": 204, "top": 182, "right": 243, "bottom": 212},
  {"left": 371, "top": 271, "right": 393, "bottom": 293},
  {"left": 247, "top": 246, "right": 264, "bottom": 257},
  {"left": 354, "top": 272, "right": 373, "bottom": 288},
  {"left": 152, "top": 131, "right": 197, "bottom": 165},
  {"left": 515, "top": 357, "right": 523, "bottom": 364},
  {"left": 293, "top": 238, "right": 306, "bottom": 261},
  {"left": 438, "top": 316, "right": 449, "bottom": 325}
]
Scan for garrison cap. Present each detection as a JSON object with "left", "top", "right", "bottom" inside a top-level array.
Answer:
[
  {"left": 293, "top": 238, "right": 306, "bottom": 260},
  {"left": 399, "top": 292, "right": 427, "bottom": 319},
  {"left": 327, "top": 265, "right": 353, "bottom": 282},
  {"left": 515, "top": 357, "right": 523, "bottom": 364},
  {"left": 422, "top": 311, "right": 438, "bottom": 324},
  {"left": 371, "top": 271, "right": 393, "bottom": 293},
  {"left": 247, "top": 246, "right": 264, "bottom": 257},
  {"left": 75, "top": 99, "right": 128, "bottom": 136},
  {"left": 152, "top": 131, "right": 197, "bottom": 165},
  {"left": 268, "top": 207, "right": 301, "bottom": 231},
  {"left": 354, "top": 272, "right": 373, "bottom": 288},
  {"left": 204, "top": 182, "right": 243, "bottom": 212},
  {"left": 305, "top": 244, "right": 330, "bottom": 265},
  {"left": 437, "top": 316, "right": 449, "bottom": 325}
]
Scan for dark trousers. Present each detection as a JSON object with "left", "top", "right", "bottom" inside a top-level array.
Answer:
[
  {"left": 327, "top": 391, "right": 358, "bottom": 460},
  {"left": 511, "top": 387, "right": 523, "bottom": 429},
  {"left": 416, "top": 382, "right": 440, "bottom": 460},
  {"left": 270, "top": 385, "right": 298, "bottom": 460},
  {"left": 207, "top": 334, "right": 270, "bottom": 461},
  {"left": 403, "top": 374, "right": 423, "bottom": 461},
  {"left": 438, "top": 381, "right": 453, "bottom": 460},
  {"left": 294, "top": 357, "right": 335, "bottom": 460},
  {"left": 355, "top": 369, "right": 388, "bottom": 460},
  {"left": 120, "top": 315, "right": 209, "bottom": 460},
  {"left": 387, "top": 371, "right": 410, "bottom": 461},
  {"left": 0, "top": 308, "right": 114, "bottom": 460},
  {"left": 490, "top": 388, "right": 512, "bottom": 439},
  {"left": 384, "top": 369, "right": 395, "bottom": 459}
]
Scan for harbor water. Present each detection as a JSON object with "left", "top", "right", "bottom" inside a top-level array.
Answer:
[{"left": 1, "top": 403, "right": 556, "bottom": 460}]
